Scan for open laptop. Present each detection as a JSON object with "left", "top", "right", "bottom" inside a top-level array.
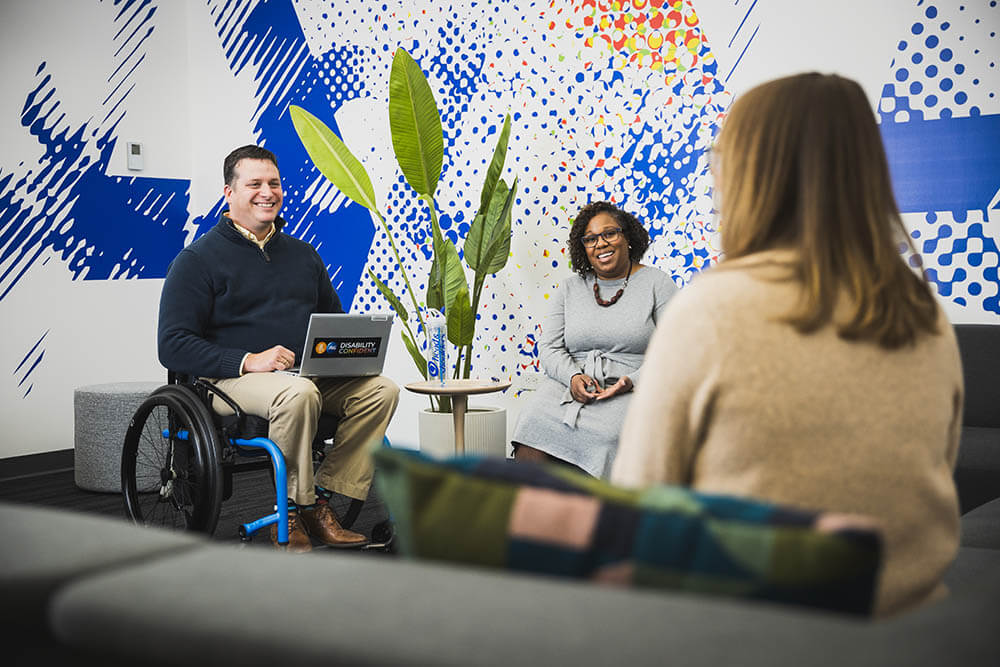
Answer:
[{"left": 285, "top": 313, "right": 393, "bottom": 377}]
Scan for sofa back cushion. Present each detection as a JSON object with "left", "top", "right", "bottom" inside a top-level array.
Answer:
[
  {"left": 374, "top": 448, "right": 882, "bottom": 615},
  {"left": 954, "top": 324, "right": 1000, "bottom": 428}
]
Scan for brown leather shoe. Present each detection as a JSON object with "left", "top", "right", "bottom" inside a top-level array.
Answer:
[
  {"left": 270, "top": 513, "right": 312, "bottom": 553},
  {"left": 299, "top": 504, "right": 369, "bottom": 548}
]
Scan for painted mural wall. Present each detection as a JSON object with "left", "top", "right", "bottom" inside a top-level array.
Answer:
[{"left": 1, "top": 0, "right": 997, "bottom": 459}]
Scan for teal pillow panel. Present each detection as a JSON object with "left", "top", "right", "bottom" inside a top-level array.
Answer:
[{"left": 373, "top": 448, "right": 882, "bottom": 615}]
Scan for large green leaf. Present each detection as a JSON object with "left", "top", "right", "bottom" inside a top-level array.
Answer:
[
  {"left": 426, "top": 217, "right": 447, "bottom": 310},
  {"left": 400, "top": 329, "right": 428, "bottom": 379},
  {"left": 472, "top": 177, "right": 517, "bottom": 275},
  {"left": 289, "top": 105, "right": 378, "bottom": 212},
  {"left": 367, "top": 269, "right": 408, "bottom": 321},
  {"left": 465, "top": 179, "right": 505, "bottom": 272},
  {"left": 487, "top": 176, "right": 518, "bottom": 273},
  {"left": 389, "top": 48, "right": 443, "bottom": 197},
  {"left": 477, "top": 114, "right": 511, "bottom": 219},
  {"left": 466, "top": 178, "right": 515, "bottom": 273},
  {"left": 427, "top": 219, "right": 468, "bottom": 312},
  {"left": 465, "top": 115, "right": 511, "bottom": 272},
  {"left": 446, "top": 288, "right": 474, "bottom": 346}
]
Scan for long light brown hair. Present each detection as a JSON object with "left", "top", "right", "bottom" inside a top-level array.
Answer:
[{"left": 714, "top": 72, "right": 938, "bottom": 348}]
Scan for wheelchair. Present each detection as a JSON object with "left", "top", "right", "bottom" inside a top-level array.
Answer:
[{"left": 120, "top": 372, "right": 393, "bottom": 548}]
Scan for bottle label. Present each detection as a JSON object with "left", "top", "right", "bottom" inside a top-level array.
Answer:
[{"left": 429, "top": 326, "right": 447, "bottom": 385}]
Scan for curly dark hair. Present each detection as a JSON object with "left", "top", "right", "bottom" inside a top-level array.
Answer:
[{"left": 568, "top": 201, "right": 650, "bottom": 277}]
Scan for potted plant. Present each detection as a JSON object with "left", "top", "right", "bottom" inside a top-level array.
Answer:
[{"left": 290, "top": 48, "right": 516, "bottom": 455}]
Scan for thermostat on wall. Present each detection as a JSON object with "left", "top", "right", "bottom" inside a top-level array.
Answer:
[{"left": 126, "top": 141, "right": 143, "bottom": 171}]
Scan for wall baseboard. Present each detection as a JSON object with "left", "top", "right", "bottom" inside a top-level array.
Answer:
[{"left": 0, "top": 449, "right": 74, "bottom": 482}]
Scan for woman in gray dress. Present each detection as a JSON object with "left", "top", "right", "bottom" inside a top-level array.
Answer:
[{"left": 511, "top": 202, "right": 678, "bottom": 477}]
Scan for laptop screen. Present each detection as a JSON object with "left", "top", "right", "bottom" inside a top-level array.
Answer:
[{"left": 295, "top": 313, "right": 393, "bottom": 377}]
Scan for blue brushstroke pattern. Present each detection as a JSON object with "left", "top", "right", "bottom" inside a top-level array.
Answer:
[
  {"left": 729, "top": 0, "right": 759, "bottom": 48},
  {"left": 0, "top": 0, "right": 191, "bottom": 301},
  {"left": 14, "top": 330, "right": 48, "bottom": 399},
  {"left": 1, "top": 0, "right": 380, "bottom": 309},
  {"left": 725, "top": 23, "right": 759, "bottom": 83},
  {"left": 881, "top": 112, "right": 1000, "bottom": 215},
  {"left": 204, "top": 0, "right": 376, "bottom": 305},
  {"left": 2, "top": 69, "right": 189, "bottom": 288},
  {"left": 4, "top": 0, "right": 996, "bottom": 321},
  {"left": 878, "top": 81, "right": 1000, "bottom": 314},
  {"left": 573, "top": 57, "right": 724, "bottom": 279},
  {"left": 878, "top": 2, "right": 1000, "bottom": 315}
]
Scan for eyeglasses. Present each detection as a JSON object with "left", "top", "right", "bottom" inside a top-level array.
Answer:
[{"left": 580, "top": 227, "right": 623, "bottom": 247}]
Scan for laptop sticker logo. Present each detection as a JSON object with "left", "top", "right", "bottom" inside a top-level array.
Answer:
[{"left": 311, "top": 337, "right": 381, "bottom": 358}]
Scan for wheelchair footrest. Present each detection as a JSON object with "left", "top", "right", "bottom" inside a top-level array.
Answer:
[{"left": 241, "top": 511, "right": 285, "bottom": 545}]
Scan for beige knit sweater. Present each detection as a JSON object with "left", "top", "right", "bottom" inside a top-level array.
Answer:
[{"left": 611, "top": 250, "right": 963, "bottom": 617}]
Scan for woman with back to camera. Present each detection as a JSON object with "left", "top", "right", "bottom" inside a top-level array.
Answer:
[
  {"left": 611, "top": 73, "right": 963, "bottom": 617},
  {"left": 511, "top": 202, "right": 678, "bottom": 478}
]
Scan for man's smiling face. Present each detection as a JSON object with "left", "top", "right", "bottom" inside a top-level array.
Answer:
[{"left": 224, "top": 158, "right": 283, "bottom": 238}]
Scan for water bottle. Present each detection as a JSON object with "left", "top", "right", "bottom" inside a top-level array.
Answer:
[{"left": 426, "top": 311, "right": 447, "bottom": 386}]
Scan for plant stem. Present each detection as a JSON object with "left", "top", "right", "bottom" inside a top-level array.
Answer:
[
  {"left": 462, "top": 271, "right": 488, "bottom": 379},
  {"left": 399, "top": 320, "right": 427, "bottom": 379},
  {"left": 462, "top": 343, "right": 473, "bottom": 379},
  {"left": 373, "top": 208, "right": 429, "bottom": 356},
  {"left": 421, "top": 193, "right": 440, "bottom": 231},
  {"left": 419, "top": 192, "right": 462, "bottom": 385}
]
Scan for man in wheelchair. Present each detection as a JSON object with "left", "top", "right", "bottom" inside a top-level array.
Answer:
[{"left": 157, "top": 145, "right": 399, "bottom": 553}]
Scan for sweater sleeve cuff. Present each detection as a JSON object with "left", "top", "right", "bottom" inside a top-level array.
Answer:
[
  {"left": 559, "top": 367, "right": 584, "bottom": 387},
  {"left": 220, "top": 349, "right": 249, "bottom": 379}
]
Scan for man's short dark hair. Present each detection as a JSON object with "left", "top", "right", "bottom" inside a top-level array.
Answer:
[{"left": 223, "top": 145, "right": 279, "bottom": 186}]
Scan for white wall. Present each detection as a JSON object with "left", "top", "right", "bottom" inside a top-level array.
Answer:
[
  {"left": 1, "top": 0, "right": 176, "bottom": 458},
  {"left": 1, "top": 0, "right": 997, "bottom": 459}
]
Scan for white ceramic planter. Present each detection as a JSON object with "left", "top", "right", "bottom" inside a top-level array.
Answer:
[{"left": 418, "top": 406, "right": 507, "bottom": 459}]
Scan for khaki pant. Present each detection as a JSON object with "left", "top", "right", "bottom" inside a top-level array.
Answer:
[{"left": 208, "top": 373, "right": 399, "bottom": 505}]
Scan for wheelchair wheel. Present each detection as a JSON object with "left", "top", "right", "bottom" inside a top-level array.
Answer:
[
  {"left": 372, "top": 519, "right": 396, "bottom": 548},
  {"left": 121, "top": 385, "right": 223, "bottom": 534}
]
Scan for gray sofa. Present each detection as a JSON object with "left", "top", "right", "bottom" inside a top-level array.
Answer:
[
  {"left": 953, "top": 324, "right": 1000, "bottom": 514},
  {"left": 3, "top": 498, "right": 999, "bottom": 667}
]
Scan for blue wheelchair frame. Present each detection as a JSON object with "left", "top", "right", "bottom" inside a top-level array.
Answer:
[
  {"left": 192, "top": 377, "right": 390, "bottom": 547},
  {"left": 171, "top": 426, "right": 293, "bottom": 544},
  {"left": 124, "top": 374, "right": 390, "bottom": 548},
  {"left": 235, "top": 437, "right": 293, "bottom": 544}
]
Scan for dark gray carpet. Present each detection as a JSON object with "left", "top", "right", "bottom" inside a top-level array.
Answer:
[{"left": 0, "top": 466, "right": 391, "bottom": 550}]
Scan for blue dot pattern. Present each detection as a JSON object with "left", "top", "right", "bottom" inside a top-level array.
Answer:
[
  {"left": 291, "top": 0, "right": 729, "bottom": 378},
  {"left": 880, "top": 1, "right": 1000, "bottom": 315}
]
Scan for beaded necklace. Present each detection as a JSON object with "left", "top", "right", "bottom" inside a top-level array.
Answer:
[{"left": 593, "top": 265, "right": 632, "bottom": 307}]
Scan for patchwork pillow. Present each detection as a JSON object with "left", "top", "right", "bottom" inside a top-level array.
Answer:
[{"left": 374, "top": 448, "right": 882, "bottom": 615}]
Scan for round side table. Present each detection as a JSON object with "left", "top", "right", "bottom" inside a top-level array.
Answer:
[{"left": 405, "top": 379, "right": 511, "bottom": 455}]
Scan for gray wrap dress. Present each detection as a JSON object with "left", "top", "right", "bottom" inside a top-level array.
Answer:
[{"left": 512, "top": 266, "right": 678, "bottom": 477}]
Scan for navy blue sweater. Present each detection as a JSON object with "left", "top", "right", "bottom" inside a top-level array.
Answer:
[{"left": 158, "top": 215, "right": 343, "bottom": 378}]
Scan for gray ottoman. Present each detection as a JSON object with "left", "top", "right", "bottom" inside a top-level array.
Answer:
[{"left": 74, "top": 382, "right": 163, "bottom": 492}]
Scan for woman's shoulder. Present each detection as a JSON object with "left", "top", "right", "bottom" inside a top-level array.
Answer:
[
  {"left": 633, "top": 264, "right": 679, "bottom": 286},
  {"left": 544, "top": 275, "right": 584, "bottom": 309},
  {"left": 557, "top": 274, "right": 585, "bottom": 294},
  {"left": 631, "top": 264, "right": 664, "bottom": 279},
  {"left": 626, "top": 265, "right": 679, "bottom": 305}
]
